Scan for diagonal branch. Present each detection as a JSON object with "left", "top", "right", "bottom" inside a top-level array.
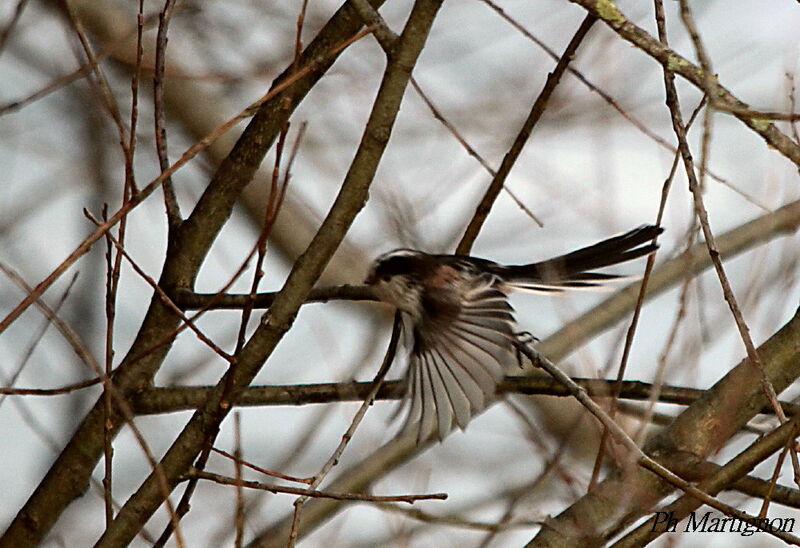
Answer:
[
  {"left": 515, "top": 344, "right": 800, "bottom": 546},
  {"left": 456, "top": 13, "right": 598, "bottom": 254},
  {"left": 615, "top": 416, "right": 800, "bottom": 546}
]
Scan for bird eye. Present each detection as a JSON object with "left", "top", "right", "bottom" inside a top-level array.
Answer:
[{"left": 381, "top": 274, "right": 392, "bottom": 282}]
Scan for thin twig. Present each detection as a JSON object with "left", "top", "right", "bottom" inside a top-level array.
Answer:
[
  {"left": 409, "top": 78, "right": 544, "bottom": 227},
  {"left": 58, "top": 0, "right": 133, "bottom": 187},
  {"left": 153, "top": 0, "right": 181, "bottom": 224},
  {"left": 659, "top": 0, "right": 791, "bottom": 467},
  {"left": 102, "top": 205, "right": 117, "bottom": 527},
  {"left": 0, "top": 273, "right": 79, "bottom": 410},
  {"left": 589, "top": 98, "right": 705, "bottom": 488},
  {"left": 233, "top": 413, "right": 245, "bottom": 548},
  {"left": 188, "top": 469, "right": 446, "bottom": 504},
  {"left": 211, "top": 447, "right": 313, "bottom": 485},
  {"left": 3, "top": 257, "right": 187, "bottom": 546},
  {"left": 377, "top": 502, "right": 540, "bottom": 532},
  {"left": 350, "top": 0, "right": 544, "bottom": 226},
  {"left": 84, "top": 210, "right": 235, "bottom": 363},
  {"left": 0, "top": 262, "right": 99, "bottom": 373},
  {"left": 614, "top": 414, "right": 800, "bottom": 546},
  {"left": 568, "top": 0, "right": 800, "bottom": 166},
  {"left": 456, "top": 13, "right": 598, "bottom": 254},
  {"left": 288, "top": 313, "right": 403, "bottom": 547},
  {"left": 156, "top": 7, "right": 309, "bottom": 542}
]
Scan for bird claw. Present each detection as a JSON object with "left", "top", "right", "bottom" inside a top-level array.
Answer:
[{"left": 513, "top": 331, "right": 539, "bottom": 367}]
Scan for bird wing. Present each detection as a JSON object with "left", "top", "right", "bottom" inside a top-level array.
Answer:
[{"left": 398, "top": 276, "right": 517, "bottom": 444}]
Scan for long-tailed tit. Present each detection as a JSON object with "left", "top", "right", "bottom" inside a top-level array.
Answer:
[{"left": 365, "top": 225, "right": 663, "bottom": 444}]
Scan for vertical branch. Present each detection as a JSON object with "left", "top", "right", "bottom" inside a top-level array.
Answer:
[
  {"left": 126, "top": 0, "right": 144, "bottom": 195},
  {"left": 101, "top": 206, "right": 116, "bottom": 528},
  {"left": 758, "top": 422, "right": 796, "bottom": 518},
  {"left": 233, "top": 412, "right": 245, "bottom": 548},
  {"left": 93, "top": 1, "right": 441, "bottom": 544},
  {"left": 154, "top": 0, "right": 181, "bottom": 225},
  {"left": 156, "top": 4, "right": 313, "bottom": 543},
  {"left": 100, "top": 0, "right": 147, "bottom": 526},
  {"left": 677, "top": 0, "right": 714, "bottom": 193},
  {"left": 0, "top": 4, "right": 386, "bottom": 546},
  {"left": 57, "top": 0, "right": 132, "bottom": 178}
]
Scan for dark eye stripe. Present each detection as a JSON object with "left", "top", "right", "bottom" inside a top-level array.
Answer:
[{"left": 375, "top": 255, "right": 416, "bottom": 277}]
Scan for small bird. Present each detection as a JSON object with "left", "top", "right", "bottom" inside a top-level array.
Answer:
[{"left": 365, "top": 225, "right": 663, "bottom": 444}]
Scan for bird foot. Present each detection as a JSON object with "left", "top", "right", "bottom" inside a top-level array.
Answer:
[{"left": 513, "top": 331, "right": 539, "bottom": 367}]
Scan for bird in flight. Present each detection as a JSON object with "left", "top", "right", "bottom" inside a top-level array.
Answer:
[{"left": 365, "top": 225, "right": 663, "bottom": 444}]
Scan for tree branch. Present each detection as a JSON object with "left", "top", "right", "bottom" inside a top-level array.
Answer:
[{"left": 131, "top": 376, "right": 800, "bottom": 418}]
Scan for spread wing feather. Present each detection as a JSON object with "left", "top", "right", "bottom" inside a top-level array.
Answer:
[{"left": 398, "top": 280, "right": 517, "bottom": 443}]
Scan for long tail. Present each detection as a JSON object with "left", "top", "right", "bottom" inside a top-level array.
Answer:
[{"left": 494, "top": 224, "right": 663, "bottom": 292}]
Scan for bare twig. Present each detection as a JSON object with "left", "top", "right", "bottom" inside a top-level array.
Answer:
[
  {"left": 187, "top": 469, "right": 446, "bottom": 504},
  {"left": 456, "top": 14, "right": 598, "bottom": 254},
  {"left": 0, "top": 273, "right": 79, "bottom": 410},
  {"left": 567, "top": 0, "right": 800, "bottom": 166},
  {"left": 85, "top": 210, "right": 235, "bottom": 363},
  {"left": 614, "top": 415, "right": 800, "bottom": 546},
  {"left": 92, "top": 2, "right": 439, "bottom": 543},
  {"left": 211, "top": 447, "right": 313, "bottom": 485},
  {"left": 153, "top": 0, "right": 181, "bottom": 224},
  {"left": 0, "top": 262, "right": 99, "bottom": 374},
  {"left": 480, "top": 0, "right": 771, "bottom": 212},
  {"left": 233, "top": 413, "right": 245, "bottom": 548},
  {"left": 289, "top": 313, "right": 402, "bottom": 546},
  {"left": 659, "top": 0, "right": 790, "bottom": 463},
  {"left": 377, "top": 502, "right": 540, "bottom": 532},
  {"left": 590, "top": 98, "right": 705, "bottom": 488},
  {"left": 58, "top": 0, "right": 133, "bottom": 184}
]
